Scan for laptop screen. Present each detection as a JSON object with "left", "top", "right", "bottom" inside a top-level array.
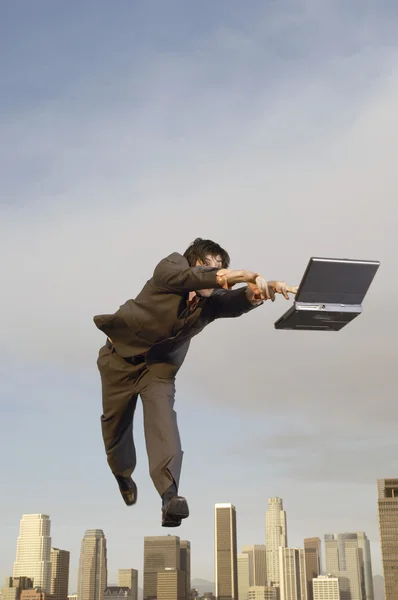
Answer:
[{"left": 295, "top": 257, "right": 380, "bottom": 304}]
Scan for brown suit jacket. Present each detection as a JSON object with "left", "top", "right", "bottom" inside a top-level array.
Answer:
[{"left": 93, "top": 252, "right": 260, "bottom": 377}]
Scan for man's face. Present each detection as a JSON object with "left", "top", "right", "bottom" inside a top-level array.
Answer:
[
  {"left": 195, "top": 254, "right": 223, "bottom": 296},
  {"left": 198, "top": 254, "right": 223, "bottom": 269}
]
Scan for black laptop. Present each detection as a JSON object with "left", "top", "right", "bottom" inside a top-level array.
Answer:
[{"left": 274, "top": 257, "right": 380, "bottom": 331}]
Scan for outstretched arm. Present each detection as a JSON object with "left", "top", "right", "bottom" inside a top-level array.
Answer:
[
  {"left": 153, "top": 253, "right": 298, "bottom": 301},
  {"left": 152, "top": 252, "right": 259, "bottom": 293},
  {"left": 210, "top": 279, "right": 298, "bottom": 319},
  {"left": 153, "top": 255, "right": 220, "bottom": 292}
]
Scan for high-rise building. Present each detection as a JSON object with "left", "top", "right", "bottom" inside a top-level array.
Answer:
[
  {"left": 179, "top": 542, "right": 190, "bottom": 600},
  {"left": 157, "top": 569, "right": 185, "bottom": 600},
  {"left": 312, "top": 576, "right": 340, "bottom": 600},
  {"left": 247, "top": 586, "right": 278, "bottom": 600},
  {"left": 325, "top": 532, "right": 373, "bottom": 600},
  {"left": 20, "top": 590, "right": 54, "bottom": 600},
  {"left": 278, "top": 548, "right": 306, "bottom": 600},
  {"left": 77, "top": 530, "right": 107, "bottom": 600},
  {"left": 13, "top": 514, "right": 52, "bottom": 592},
  {"left": 248, "top": 587, "right": 266, "bottom": 600},
  {"left": 2, "top": 578, "right": 33, "bottom": 600},
  {"left": 355, "top": 533, "right": 374, "bottom": 600},
  {"left": 304, "top": 538, "right": 321, "bottom": 600},
  {"left": 241, "top": 547, "right": 267, "bottom": 587},
  {"left": 378, "top": 478, "right": 398, "bottom": 600},
  {"left": 214, "top": 504, "right": 238, "bottom": 600},
  {"left": 50, "top": 549, "right": 70, "bottom": 600},
  {"left": 266, "top": 499, "right": 287, "bottom": 588},
  {"left": 263, "top": 586, "right": 278, "bottom": 600},
  {"left": 104, "top": 589, "right": 132, "bottom": 600},
  {"left": 324, "top": 535, "right": 362, "bottom": 600},
  {"left": 117, "top": 571, "right": 137, "bottom": 600},
  {"left": 143, "top": 537, "right": 180, "bottom": 600},
  {"left": 238, "top": 554, "right": 250, "bottom": 600}
]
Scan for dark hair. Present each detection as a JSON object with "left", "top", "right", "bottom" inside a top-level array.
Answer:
[{"left": 183, "top": 237, "right": 230, "bottom": 268}]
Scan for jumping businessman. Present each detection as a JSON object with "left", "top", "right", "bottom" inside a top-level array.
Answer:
[{"left": 93, "top": 237, "right": 297, "bottom": 527}]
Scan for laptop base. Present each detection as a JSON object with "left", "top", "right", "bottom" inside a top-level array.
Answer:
[{"left": 274, "top": 303, "right": 362, "bottom": 331}]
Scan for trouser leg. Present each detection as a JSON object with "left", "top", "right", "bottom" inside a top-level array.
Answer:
[
  {"left": 101, "top": 390, "right": 138, "bottom": 477},
  {"left": 139, "top": 376, "right": 183, "bottom": 496},
  {"left": 97, "top": 346, "right": 139, "bottom": 478}
]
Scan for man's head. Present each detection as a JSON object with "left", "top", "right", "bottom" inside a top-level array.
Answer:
[{"left": 183, "top": 237, "right": 230, "bottom": 269}]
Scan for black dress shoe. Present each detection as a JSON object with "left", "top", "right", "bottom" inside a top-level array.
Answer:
[
  {"left": 162, "top": 496, "right": 189, "bottom": 527},
  {"left": 114, "top": 475, "right": 137, "bottom": 506}
]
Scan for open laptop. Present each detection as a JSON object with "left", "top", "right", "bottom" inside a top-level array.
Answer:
[{"left": 274, "top": 257, "right": 380, "bottom": 331}]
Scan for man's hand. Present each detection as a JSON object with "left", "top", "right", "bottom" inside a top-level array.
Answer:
[
  {"left": 266, "top": 279, "right": 298, "bottom": 300},
  {"left": 245, "top": 283, "right": 264, "bottom": 305},
  {"left": 217, "top": 269, "right": 298, "bottom": 301},
  {"left": 250, "top": 277, "right": 298, "bottom": 301}
]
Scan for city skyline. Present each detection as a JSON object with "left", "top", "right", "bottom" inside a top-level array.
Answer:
[
  {"left": 6, "top": 496, "right": 386, "bottom": 600},
  {"left": 2, "top": 0, "right": 398, "bottom": 593},
  {"left": 2, "top": 491, "right": 388, "bottom": 600}
]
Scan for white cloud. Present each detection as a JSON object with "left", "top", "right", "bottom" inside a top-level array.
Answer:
[{"left": 2, "top": 46, "right": 398, "bottom": 392}]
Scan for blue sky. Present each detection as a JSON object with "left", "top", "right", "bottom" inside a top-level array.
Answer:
[{"left": 1, "top": 0, "right": 398, "bottom": 592}]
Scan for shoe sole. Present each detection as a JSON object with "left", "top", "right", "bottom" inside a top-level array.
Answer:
[
  {"left": 162, "top": 518, "right": 182, "bottom": 528},
  {"left": 162, "top": 496, "right": 189, "bottom": 527}
]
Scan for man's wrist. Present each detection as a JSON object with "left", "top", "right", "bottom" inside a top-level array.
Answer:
[
  {"left": 216, "top": 269, "right": 257, "bottom": 288},
  {"left": 227, "top": 270, "right": 246, "bottom": 285},
  {"left": 216, "top": 269, "right": 230, "bottom": 289}
]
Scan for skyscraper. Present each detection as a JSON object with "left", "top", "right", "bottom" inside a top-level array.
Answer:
[
  {"left": 143, "top": 537, "right": 180, "bottom": 600},
  {"left": 324, "top": 533, "right": 370, "bottom": 600},
  {"left": 355, "top": 533, "right": 374, "bottom": 600},
  {"left": 2, "top": 578, "right": 33, "bottom": 600},
  {"left": 266, "top": 498, "right": 287, "bottom": 587},
  {"left": 377, "top": 478, "right": 398, "bottom": 600},
  {"left": 50, "top": 549, "right": 70, "bottom": 600},
  {"left": 20, "top": 589, "right": 54, "bottom": 600},
  {"left": 77, "top": 530, "right": 107, "bottom": 600},
  {"left": 278, "top": 548, "right": 307, "bottom": 600},
  {"left": 304, "top": 538, "right": 321, "bottom": 600},
  {"left": 179, "top": 541, "right": 190, "bottom": 600},
  {"left": 248, "top": 586, "right": 278, "bottom": 600},
  {"left": 241, "top": 546, "right": 267, "bottom": 587},
  {"left": 312, "top": 576, "right": 340, "bottom": 600},
  {"left": 238, "top": 554, "right": 250, "bottom": 600},
  {"left": 118, "top": 570, "right": 138, "bottom": 600},
  {"left": 214, "top": 504, "right": 238, "bottom": 600},
  {"left": 13, "top": 514, "right": 52, "bottom": 592},
  {"left": 104, "top": 587, "right": 133, "bottom": 600},
  {"left": 157, "top": 569, "right": 185, "bottom": 600}
]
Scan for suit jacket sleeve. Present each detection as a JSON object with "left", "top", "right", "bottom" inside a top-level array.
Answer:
[
  {"left": 209, "top": 287, "right": 263, "bottom": 319},
  {"left": 152, "top": 252, "right": 223, "bottom": 292}
]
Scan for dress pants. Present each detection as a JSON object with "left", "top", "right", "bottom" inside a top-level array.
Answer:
[{"left": 96, "top": 343, "right": 183, "bottom": 496}]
